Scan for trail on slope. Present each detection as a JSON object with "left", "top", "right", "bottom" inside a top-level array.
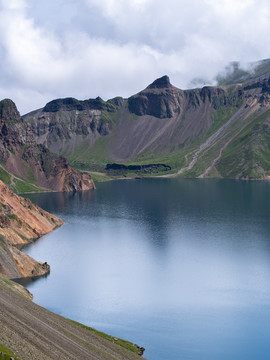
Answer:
[
  {"left": 198, "top": 104, "right": 261, "bottom": 178},
  {"left": 0, "top": 164, "right": 42, "bottom": 191},
  {"left": 175, "top": 106, "right": 247, "bottom": 175},
  {"left": 160, "top": 103, "right": 260, "bottom": 178}
]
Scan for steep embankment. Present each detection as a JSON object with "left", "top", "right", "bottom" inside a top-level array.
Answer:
[
  {"left": 0, "top": 276, "right": 145, "bottom": 360},
  {"left": 0, "top": 180, "right": 63, "bottom": 279},
  {"left": 24, "top": 63, "right": 270, "bottom": 179},
  {"left": 0, "top": 99, "right": 95, "bottom": 192}
]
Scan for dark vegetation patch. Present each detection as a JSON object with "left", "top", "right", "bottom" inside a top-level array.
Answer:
[{"left": 106, "top": 163, "right": 171, "bottom": 175}]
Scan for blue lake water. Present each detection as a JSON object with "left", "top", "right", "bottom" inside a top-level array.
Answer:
[{"left": 24, "top": 178, "right": 270, "bottom": 359}]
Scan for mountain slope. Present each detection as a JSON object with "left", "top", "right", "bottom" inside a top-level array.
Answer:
[
  {"left": 0, "top": 99, "right": 95, "bottom": 192},
  {"left": 0, "top": 275, "right": 144, "bottom": 360},
  {"left": 24, "top": 65, "right": 270, "bottom": 180}
]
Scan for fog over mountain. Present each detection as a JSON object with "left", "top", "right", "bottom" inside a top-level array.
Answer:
[{"left": 0, "top": 0, "right": 270, "bottom": 114}]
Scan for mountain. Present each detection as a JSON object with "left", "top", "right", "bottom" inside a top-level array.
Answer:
[
  {"left": 0, "top": 99, "right": 95, "bottom": 192},
  {"left": 216, "top": 58, "right": 270, "bottom": 86},
  {"left": 24, "top": 61, "right": 270, "bottom": 180}
]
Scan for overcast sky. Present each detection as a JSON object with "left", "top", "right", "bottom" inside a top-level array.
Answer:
[{"left": 0, "top": 0, "right": 270, "bottom": 114}]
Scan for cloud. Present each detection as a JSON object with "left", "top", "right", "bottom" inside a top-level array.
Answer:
[{"left": 0, "top": 0, "right": 270, "bottom": 114}]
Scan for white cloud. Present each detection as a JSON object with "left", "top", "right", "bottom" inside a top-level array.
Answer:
[{"left": 0, "top": 0, "right": 270, "bottom": 114}]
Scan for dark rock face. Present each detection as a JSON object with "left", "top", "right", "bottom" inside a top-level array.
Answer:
[
  {"left": 25, "top": 95, "right": 120, "bottom": 156},
  {"left": 146, "top": 75, "right": 173, "bottom": 89},
  {"left": 0, "top": 99, "right": 36, "bottom": 163},
  {"left": 128, "top": 91, "right": 181, "bottom": 118},
  {"left": 43, "top": 96, "right": 116, "bottom": 113},
  {"left": 0, "top": 99, "right": 95, "bottom": 192},
  {"left": 128, "top": 75, "right": 182, "bottom": 118},
  {"left": 0, "top": 99, "right": 21, "bottom": 124},
  {"left": 127, "top": 75, "right": 240, "bottom": 119},
  {"left": 108, "top": 96, "right": 125, "bottom": 107}
]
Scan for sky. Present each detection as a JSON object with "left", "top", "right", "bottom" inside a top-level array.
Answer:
[{"left": 0, "top": 0, "right": 270, "bottom": 114}]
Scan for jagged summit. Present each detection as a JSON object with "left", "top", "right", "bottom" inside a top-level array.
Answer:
[
  {"left": 147, "top": 75, "right": 173, "bottom": 89},
  {"left": 0, "top": 98, "right": 21, "bottom": 123}
]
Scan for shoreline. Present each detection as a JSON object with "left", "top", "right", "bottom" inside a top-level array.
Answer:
[{"left": 0, "top": 183, "right": 145, "bottom": 359}]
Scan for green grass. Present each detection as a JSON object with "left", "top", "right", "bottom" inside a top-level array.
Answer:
[
  {"left": 0, "top": 276, "right": 14, "bottom": 287},
  {"left": 216, "top": 109, "right": 270, "bottom": 178},
  {"left": 11, "top": 178, "right": 46, "bottom": 194},
  {"left": 0, "top": 344, "right": 20, "bottom": 360},
  {"left": 126, "top": 95, "right": 242, "bottom": 175},
  {"left": 88, "top": 172, "right": 114, "bottom": 182},
  {"left": 26, "top": 167, "right": 36, "bottom": 183},
  {"left": 68, "top": 108, "right": 121, "bottom": 171},
  {"left": 69, "top": 319, "right": 143, "bottom": 356},
  {"left": 0, "top": 167, "right": 11, "bottom": 185},
  {"left": 0, "top": 162, "right": 46, "bottom": 193},
  {"left": 208, "top": 103, "right": 241, "bottom": 137},
  {"left": 69, "top": 137, "right": 112, "bottom": 170},
  {"left": 7, "top": 214, "right": 18, "bottom": 221},
  {"left": 100, "top": 108, "right": 120, "bottom": 129}
]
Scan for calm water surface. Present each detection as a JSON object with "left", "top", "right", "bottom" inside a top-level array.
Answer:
[{"left": 24, "top": 178, "right": 270, "bottom": 360}]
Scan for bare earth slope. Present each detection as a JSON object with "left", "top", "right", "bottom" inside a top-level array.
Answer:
[
  {"left": 0, "top": 180, "right": 63, "bottom": 279},
  {"left": 0, "top": 276, "right": 144, "bottom": 360}
]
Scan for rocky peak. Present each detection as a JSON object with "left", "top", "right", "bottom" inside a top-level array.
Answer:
[
  {"left": 128, "top": 75, "right": 181, "bottom": 118},
  {"left": 0, "top": 99, "right": 21, "bottom": 124},
  {"left": 147, "top": 75, "right": 173, "bottom": 90}
]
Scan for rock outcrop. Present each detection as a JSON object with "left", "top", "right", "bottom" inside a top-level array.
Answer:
[
  {"left": 128, "top": 75, "right": 183, "bottom": 118},
  {"left": 0, "top": 99, "right": 95, "bottom": 192},
  {"left": 0, "top": 180, "right": 63, "bottom": 279},
  {"left": 127, "top": 75, "right": 242, "bottom": 119}
]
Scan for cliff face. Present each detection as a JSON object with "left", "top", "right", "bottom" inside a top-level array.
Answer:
[
  {"left": 24, "top": 96, "right": 120, "bottom": 157},
  {"left": 127, "top": 75, "right": 241, "bottom": 119},
  {"left": 128, "top": 75, "right": 183, "bottom": 118},
  {"left": 0, "top": 180, "right": 63, "bottom": 279},
  {"left": 0, "top": 99, "right": 95, "bottom": 192},
  {"left": 24, "top": 72, "right": 270, "bottom": 179}
]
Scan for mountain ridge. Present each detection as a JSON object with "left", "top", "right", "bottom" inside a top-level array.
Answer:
[{"left": 14, "top": 57, "right": 270, "bottom": 180}]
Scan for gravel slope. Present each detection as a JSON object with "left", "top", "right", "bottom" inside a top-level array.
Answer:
[{"left": 0, "top": 279, "right": 144, "bottom": 360}]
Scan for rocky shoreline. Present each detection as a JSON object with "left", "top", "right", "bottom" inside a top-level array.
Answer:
[{"left": 0, "top": 180, "right": 63, "bottom": 279}]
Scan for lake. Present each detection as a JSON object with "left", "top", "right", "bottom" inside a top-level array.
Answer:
[{"left": 24, "top": 178, "right": 270, "bottom": 360}]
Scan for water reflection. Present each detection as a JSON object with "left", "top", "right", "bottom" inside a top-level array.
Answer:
[{"left": 25, "top": 179, "right": 270, "bottom": 360}]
